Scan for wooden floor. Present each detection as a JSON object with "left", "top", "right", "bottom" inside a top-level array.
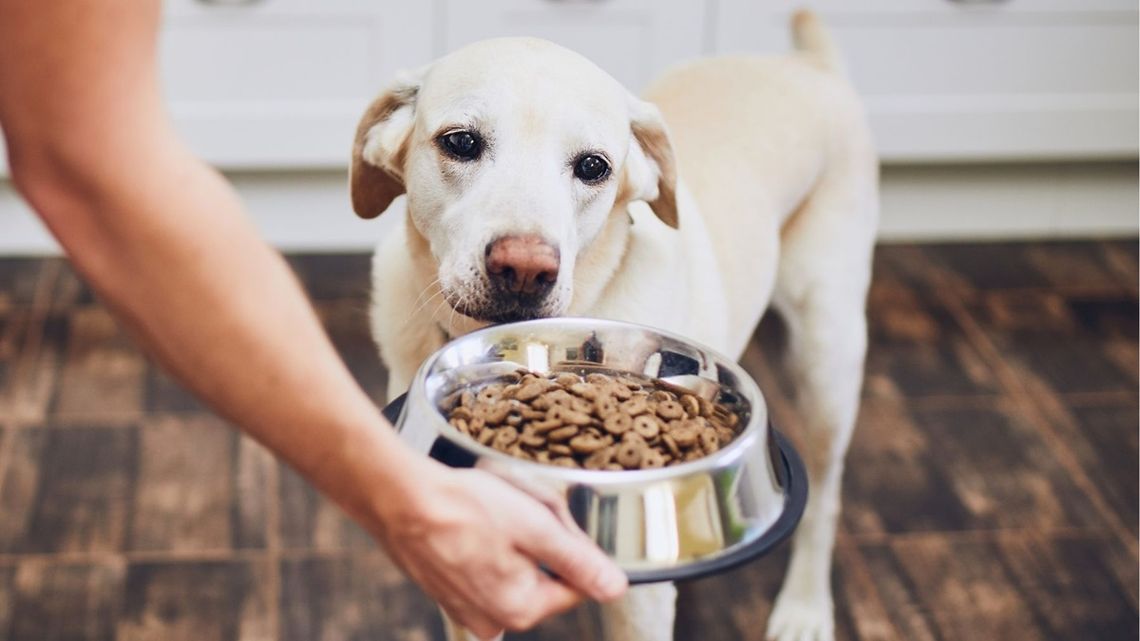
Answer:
[{"left": 0, "top": 240, "right": 1135, "bottom": 641}]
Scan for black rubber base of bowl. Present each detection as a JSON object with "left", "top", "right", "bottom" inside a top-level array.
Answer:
[{"left": 382, "top": 394, "right": 808, "bottom": 584}]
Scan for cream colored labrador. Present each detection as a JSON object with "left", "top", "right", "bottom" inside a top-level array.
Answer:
[{"left": 351, "top": 10, "right": 877, "bottom": 641}]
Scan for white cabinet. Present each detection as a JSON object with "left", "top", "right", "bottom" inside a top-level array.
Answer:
[
  {"left": 1, "top": 0, "right": 1135, "bottom": 172},
  {"left": 158, "top": 0, "right": 432, "bottom": 168},
  {"left": 442, "top": 0, "right": 708, "bottom": 92},
  {"left": 717, "top": 0, "right": 1139, "bottom": 161}
]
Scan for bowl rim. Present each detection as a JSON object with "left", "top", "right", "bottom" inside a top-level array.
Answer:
[{"left": 408, "top": 317, "right": 774, "bottom": 486}]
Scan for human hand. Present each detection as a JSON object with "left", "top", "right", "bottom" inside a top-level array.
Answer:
[{"left": 371, "top": 459, "right": 628, "bottom": 640}]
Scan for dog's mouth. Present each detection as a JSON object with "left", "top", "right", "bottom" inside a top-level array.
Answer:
[{"left": 445, "top": 288, "right": 559, "bottom": 324}]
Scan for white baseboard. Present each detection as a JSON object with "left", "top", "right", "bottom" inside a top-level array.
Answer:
[
  {"left": 877, "top": 161, "right": 1139, "bottom": 241},
  {"left": 1, "top": 161, "right": 1135, "bottom": 256}
]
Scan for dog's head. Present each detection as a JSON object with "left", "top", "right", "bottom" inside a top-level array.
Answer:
[{"left": 350, "top": 38, "right": 677, "bottom": 324}]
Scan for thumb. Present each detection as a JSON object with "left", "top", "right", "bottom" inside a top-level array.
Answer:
[{"left": 515, "top": 509, "right": 628, "bottom": 602}]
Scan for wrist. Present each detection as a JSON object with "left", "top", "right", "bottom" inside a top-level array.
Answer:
[{"left": 321, "top": 413, "right": 440, "bottom": 537}]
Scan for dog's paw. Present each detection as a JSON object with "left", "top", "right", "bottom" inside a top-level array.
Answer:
[{"left": 766, "top": 592, "right": 835, "bottom": 641}]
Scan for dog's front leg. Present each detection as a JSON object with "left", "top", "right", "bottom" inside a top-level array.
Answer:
[
  {"left": 767, "top": 285, "right": 869, "bottom": 641},
  {"left": 600, "top": 583, "right": 677, "bottom": 641}
]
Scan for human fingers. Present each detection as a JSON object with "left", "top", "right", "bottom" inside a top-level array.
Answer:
[{"left": 511, "top": 501, "right": 628, "bottom": 602}]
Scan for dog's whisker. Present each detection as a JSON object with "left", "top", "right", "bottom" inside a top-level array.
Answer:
[
  {"left": 426, "top": 294, "right": 451, "bottom": 326},
  {"left": 402, "top": 291, "right": 441, "bottom": 325},
  {"left": 403, "top": 284, "right": 445, "bottom": 326},
  {"left": 407, "top": 277, "right": 443, "bottom": 316}
]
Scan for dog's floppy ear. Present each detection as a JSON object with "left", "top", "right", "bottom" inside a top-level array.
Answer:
[
  {"left": 350, "top": 68, "right": 426, "bottom": 219},
  {"left": 624, "top": 97, "right": 679, "bottom": 229}
]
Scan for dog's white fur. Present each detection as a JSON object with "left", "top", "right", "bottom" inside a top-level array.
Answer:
[{"left": 353, "top": 11, "right": 877, "bottom": 641}]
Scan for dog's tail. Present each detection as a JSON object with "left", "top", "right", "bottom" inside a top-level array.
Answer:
[{"left": 791, "top": 9, "right": 846, "bottom": 76}]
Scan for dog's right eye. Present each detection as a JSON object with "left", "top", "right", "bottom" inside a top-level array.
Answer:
[{"left": 439, "top": 131, "right": 483, "bottom": 160}]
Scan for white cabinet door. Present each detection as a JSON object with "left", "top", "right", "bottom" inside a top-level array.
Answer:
[
  {"left": 441, "top": 0, "right": 708, "bottom": 93},
  {"left": 716, "top": 0, "right": 1139, "bottom": 161},
  {"left": 160, "top": 0, "right": 433, "bottom": 169}
]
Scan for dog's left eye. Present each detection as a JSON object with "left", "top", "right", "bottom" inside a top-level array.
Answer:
[
  {"left": 440, "top": 131, "right": 483, "bottom": 160},
  {"left": 574, "top": 154, "right": 610, "bottom": 183}
]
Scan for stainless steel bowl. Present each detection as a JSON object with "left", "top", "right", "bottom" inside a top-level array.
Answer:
[{"left": 387, "top": 318, "right": 806, "bottom": 583}]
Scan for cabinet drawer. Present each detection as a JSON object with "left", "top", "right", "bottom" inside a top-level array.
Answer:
[
  {"left": 159, "top": 0, "right": 432, "bottom": 168},
  {"left": 442, "top": 0, "right": 708, "bottom": 92},
  {"left": 717, "top": 1, "right": 1139, "bottom": 161}
]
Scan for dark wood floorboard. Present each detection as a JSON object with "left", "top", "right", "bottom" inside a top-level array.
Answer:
[{"left": 0, "top": 239, "right": 1135, "bottom": 640}]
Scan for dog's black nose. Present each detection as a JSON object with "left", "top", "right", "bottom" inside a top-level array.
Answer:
[{"left": 485, "top": 235, "right": 560, "bottom": 296}]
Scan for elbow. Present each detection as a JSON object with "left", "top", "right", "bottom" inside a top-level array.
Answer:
[
  {"left": 6, "top": 136, "right": 93, "bottom": 226},
  {"left": 4, "top": 135, "right": 126, "bottom": 278}
]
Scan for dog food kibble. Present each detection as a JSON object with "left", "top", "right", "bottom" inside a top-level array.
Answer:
[{"left": 442, "top": 369, "right": 743, "bottom": 470}]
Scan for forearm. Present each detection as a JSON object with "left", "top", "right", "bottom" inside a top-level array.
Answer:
[
  {"left": 0, "top": 0, "right": 426, "bottom": 536},
  {"left": 12, "top": 132, "right": 420, "bottom": 532}
]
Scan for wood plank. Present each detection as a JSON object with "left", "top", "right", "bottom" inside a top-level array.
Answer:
[
  {"left": 116, "top": 560, "right": 272, "bottom": 641},
  {"left": 674, "top": 544, "right": 882, "bottom": 641},
  {"left": 279, "top": 554, "right": 441, "bottom": 641},
  {"left": 867, "top": 290, "right": 1001, "bottom": 400},
  {"left": 1042, "top": 401, "right": 1139, "bottom": 538},
  {"left": 870, "top": 537, "right": 1048, "bottom": 641},
  {"left": 968, "top": 291, "right": 1137, "bottom": 396},
  {"left": 316, "top": 299, "right": 389, "bottom": 405},
  {"left": 0, "top": 428, "right": 136, "bottom": 554},
  {"left": 286, "top": 254, "right": 373, "bottom": 302},
  {"left": 0, "top": 564, "right": 14, "bottom": 636},
  {"left": 0, "top": 258, "right": 46, "bottom": 314},
  {"left": 997, "top": 533, "right": 1139, "bottom": 639},
  {"left": 143, "top": 366, "right": 205, "bottom": 413},
  {"left": 0, "top": 428, "right": 44, "bottom": 553},
  {"left": 749, "top": 247, "right": 1004, "bottom": 403},
  {"left": 129, "top": 415, "right": 269, "bottom": 552},
  {"left": 1025, "top": 242, "right": 1140, "bottom": 295},
  {"left": 52, "top": 307, "right": 145, "bottom": 422},
  {"left": 7, "top": 559, "right": 125, "bottom": 641},
  {"left": 233, "top": 433, "right": 273, "bottom": 552},
  {"left": 0, "top": 244, "right": 1133, "bottom": 641},
  {"left": 919, "top": 241, "right": 1131, "bottom": 294},
  {"left": 862, "top": 534, "right": 1138, "bottom": 641},
  {"left": 843, "top": 398, "right": 1104, "bottom": 535},
  {"left": 277, "top": 464, "right": 374, "bottom": 552},
  {"left": 0, "top": 310, "right": 65, "bottom": 426},
  {"left": 46, "top": 260, "right": 97, "bottom": 313},
  {"left": 0, "top": 311, "right": 28, "bottom": 419},
  {"left": 1101, "top": 239, "right": 1138, "bottom": 290}
]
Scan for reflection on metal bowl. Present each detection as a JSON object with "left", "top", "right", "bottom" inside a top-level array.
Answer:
[{"left": 387, "top": 318, "right": 807, "bottom": 583}]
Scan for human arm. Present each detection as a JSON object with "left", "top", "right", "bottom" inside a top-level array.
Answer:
[{"left": 0, "top": 1, "right": 625, "bottom": 637}]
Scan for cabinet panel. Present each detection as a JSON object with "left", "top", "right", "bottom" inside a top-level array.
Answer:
[
  {"left": 159, "top": 1, "right": 433, "bottom": 169},
  {"left": 716, "top": 1, "right": 1139, "bottom": 161},
  {"left": 442, "top": 0, "right": 708, "bottom": 92}
]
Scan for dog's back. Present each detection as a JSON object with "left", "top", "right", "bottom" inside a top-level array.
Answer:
[{"left": 643, "top": 11, "right": 877, "bottom": 354}]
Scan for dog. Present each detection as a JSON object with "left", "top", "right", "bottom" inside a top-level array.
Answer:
[{"left": 351, "top": 10, "right": 877, "bottom": 641}]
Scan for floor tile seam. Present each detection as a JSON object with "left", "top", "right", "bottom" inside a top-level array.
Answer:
[
  {"left": 1056, "top": 391, "right": 1140, "bottom": 408},
  {"left": 840, "top": 525, "right": 1115, "bottom": 547},
  {"left": 0, "top": 546, "right": 391, "bottom": 566},
  {"left": 1, "top": 261, "right": 61, "bottom": 428},
  {"left": 265, "top": 451, "right": 282, "bottom": 641},
  {"left": 0, "top": 427, "right": 12, "bottom": 512},
  {"left": 13, "top": 409, "right": 230, "bottom": 428}
]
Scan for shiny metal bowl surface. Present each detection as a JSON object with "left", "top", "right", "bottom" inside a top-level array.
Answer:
[{"left": 389, "top": 318, "right": 806, "bottom": 583}]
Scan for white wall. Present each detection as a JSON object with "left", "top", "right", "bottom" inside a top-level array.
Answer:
[{"left": 2, "top": 161, "right": 1135, "bottom": 256}]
